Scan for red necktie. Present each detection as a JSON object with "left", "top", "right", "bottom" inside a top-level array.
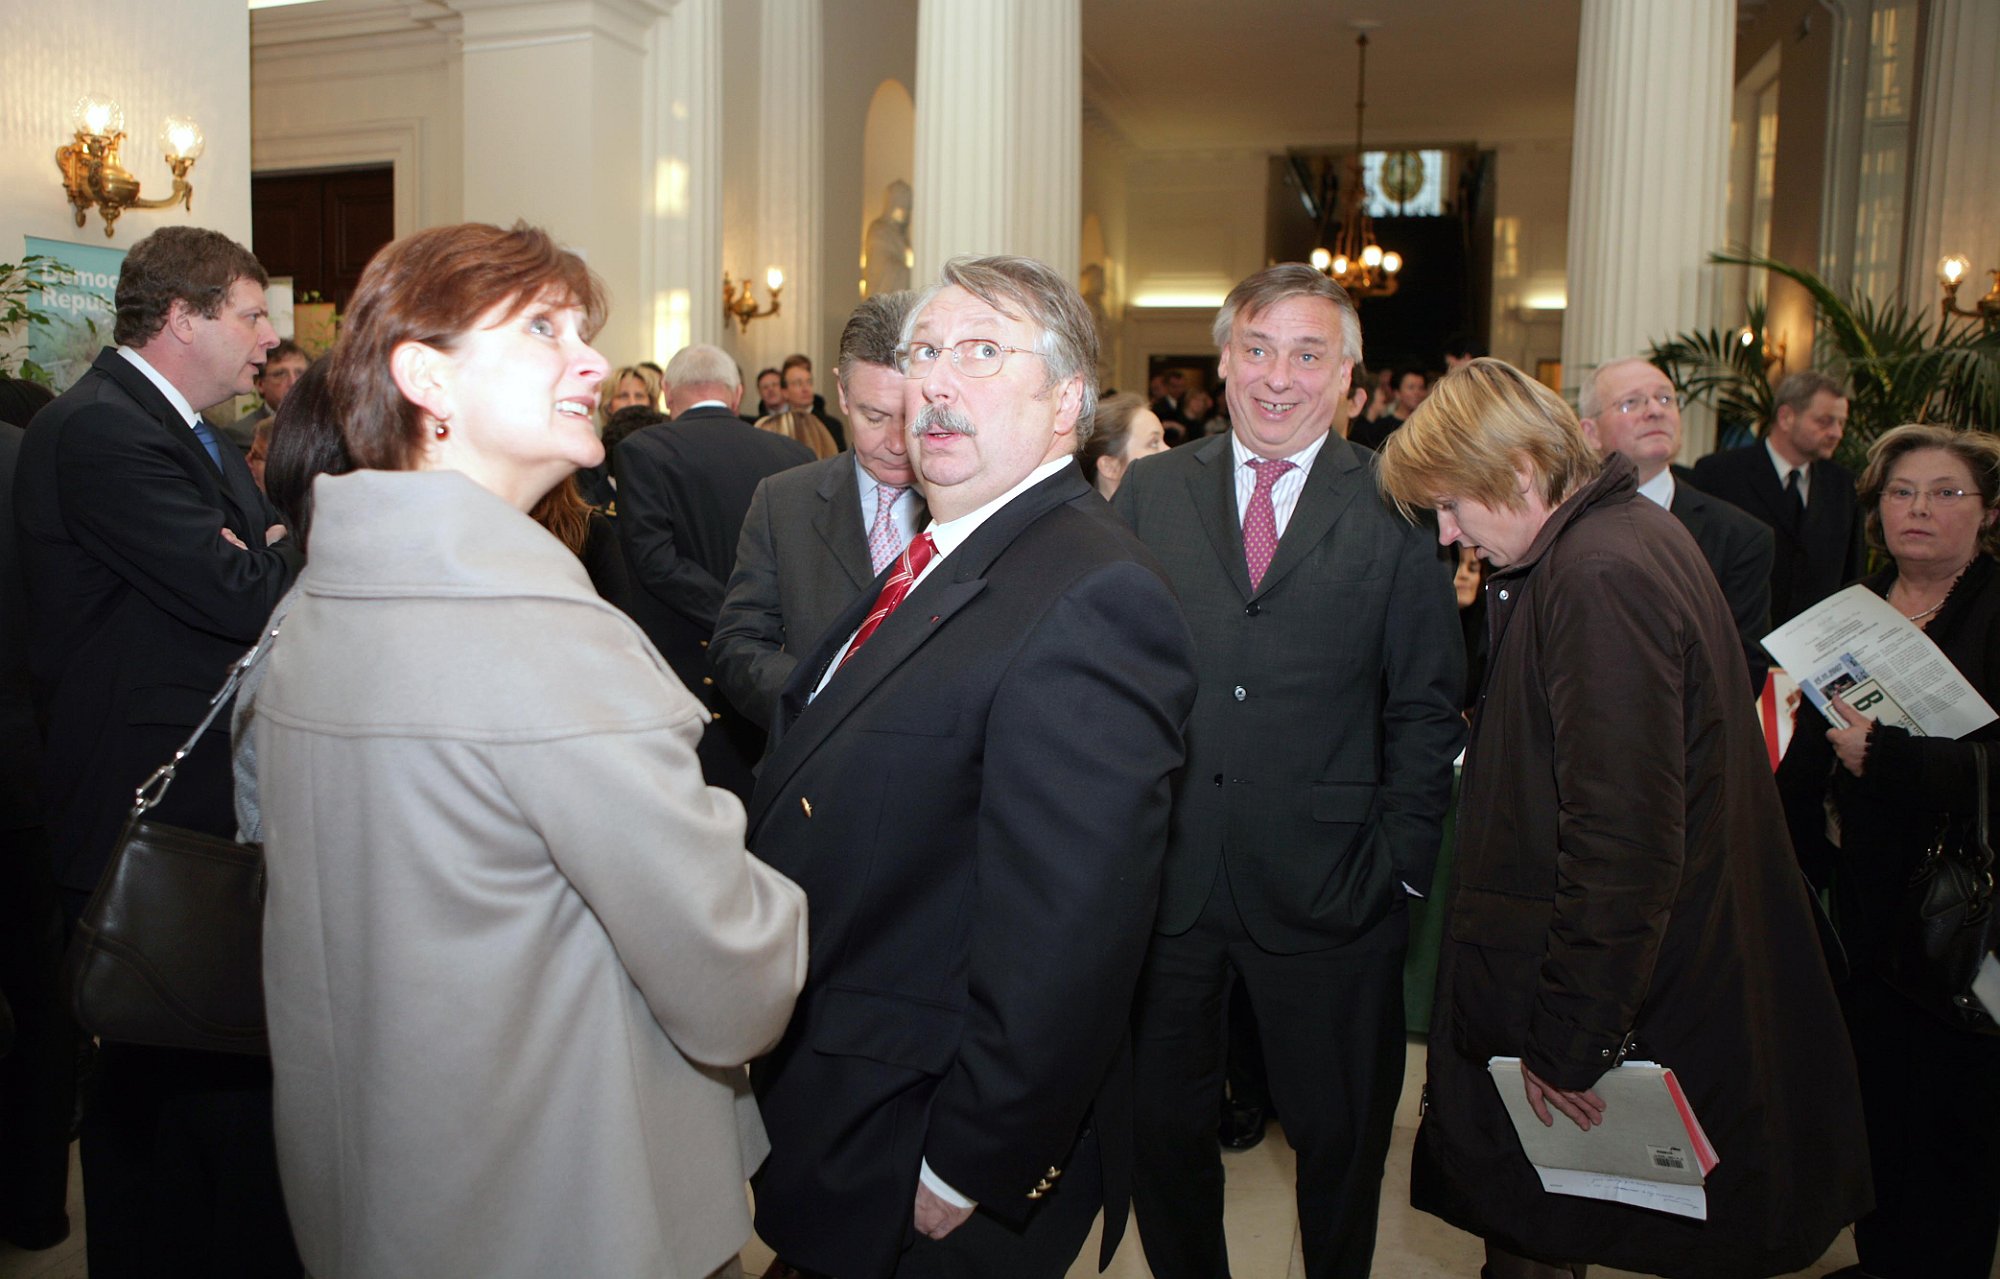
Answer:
[
  {"left": 840, "top": 532, "right": 937, "bottom": 668},
  {"left": 1243, "top": 458, "right": 1295, "bottom": 590}
]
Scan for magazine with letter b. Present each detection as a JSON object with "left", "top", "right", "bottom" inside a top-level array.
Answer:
[
  {"left": 1487, "top": 1058, "right": 1719, "bottom": 1220},
  {"left": 1761, "top": 584, "right": 1998, "bottom": 738}
]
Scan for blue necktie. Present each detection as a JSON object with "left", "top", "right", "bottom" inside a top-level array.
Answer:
[{"left": 190, "top": 417, "right": 224, "bottom": 469}]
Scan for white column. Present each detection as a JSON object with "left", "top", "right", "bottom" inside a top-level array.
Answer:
[
  {"left": 913, "top": 0, "right": 1080, "bottom": 283},
  {"left": 1561, "top": 0, "right": 1731, "bottom": 420},
  {"left": 644, "top": 0, "right": 723, "bottom": 359},
  {"left": 1012, "top": 0, "right": 1079, "bottom": 279},
  {"left": 750, "top": 0, "right": 823, "bottom": 373},
  {"left": 1901, "top": 0, "right": 2000, "bottom": 320},
  {"left": 453, "top": 0, "right": 672, "bottom": 363}
]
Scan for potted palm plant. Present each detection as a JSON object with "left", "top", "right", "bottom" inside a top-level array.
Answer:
[{"left": 1653, "top": 249, "right": 2000, "bottom": 472}]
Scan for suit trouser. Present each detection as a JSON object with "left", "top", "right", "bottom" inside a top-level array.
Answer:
[
  {"left": 1131, "top": 871, "right": 1405, "bottom": 1279},
  {"left": 0, "top": 824, "right": 75, "bottom": 1248},
  {"left": 64, "top": 845, "right": 300, "bottom": 1279}
]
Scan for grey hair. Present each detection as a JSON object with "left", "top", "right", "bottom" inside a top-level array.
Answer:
[
  {"left": 838, "top": 290, "right": 918, "bottom": 388},
  {"left": 1576, "top": 355, "right": 1662, "bottom": 421},
  {"left": 903, "top": 254, "right": 1100, "bottom": 443},
  {"left": 662, "top": 342, "right": 740, "bottom": 392},
  {"left": 1211, "top": 264, "right": 1363, "bottom": 367},
  {"left": 1773, "top": 369, "right": 1848, "bottom": 417}
]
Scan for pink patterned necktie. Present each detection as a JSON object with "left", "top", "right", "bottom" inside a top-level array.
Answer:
[
  {"left": 867, "top": 483, "right": 908, "bottom": 574},
  {"left": 841, "top": 532, "right": 937, "bottom": 668},
  {"left": 1243, "top": 458, "right": 1295, "bottom": 590}
]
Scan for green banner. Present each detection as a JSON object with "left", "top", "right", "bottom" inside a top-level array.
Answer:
[{"left": 26, "top": 235, "right": 125, "bottom": 391}]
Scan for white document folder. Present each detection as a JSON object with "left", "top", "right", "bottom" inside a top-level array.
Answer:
[{"left": 1487, "top": 1057, "right": 1718, "bottom": 1220}]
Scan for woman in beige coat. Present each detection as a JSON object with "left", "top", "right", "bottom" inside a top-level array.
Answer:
[{"left": 253, "top": 222, "right": 807, "bottom": 1279}]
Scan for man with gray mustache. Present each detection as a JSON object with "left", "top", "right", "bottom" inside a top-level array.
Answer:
[{"left": 745, "top": 255, "right": 1198, "bottom": 1279}]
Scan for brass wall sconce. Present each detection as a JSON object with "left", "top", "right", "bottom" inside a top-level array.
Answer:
[
  {"left": 1939, "top": 255, "right": 2000, "bottom": 330},
  {"left": 724, "top": 267, "right": 785, "bottom": 334},
  {"left": 1737, "top": 324, "right": 1785, "bottom": 370},
  {"left": 56, "top": 93, "right": 204, "bottom": 239}
]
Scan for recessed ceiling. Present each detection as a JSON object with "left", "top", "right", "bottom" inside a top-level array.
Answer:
[{"left": 1081, "top": 0, "right": 1585, "bottom": 152}]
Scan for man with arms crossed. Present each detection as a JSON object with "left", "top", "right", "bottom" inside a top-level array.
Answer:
[{"left": 14, "top": 226, "right": 301, "bottom": 1276}]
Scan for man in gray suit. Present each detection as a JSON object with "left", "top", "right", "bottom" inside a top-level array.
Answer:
[
  {"left": 712, "top": 292, "right": 924, "bottom": 731},
  {"left": 1112, "top": 264, "right": 1464, "bottom": 1279}
]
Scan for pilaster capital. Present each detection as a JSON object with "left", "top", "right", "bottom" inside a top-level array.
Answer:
[{"left": 443, "top": 0, "right": 675, "bottom": 54}]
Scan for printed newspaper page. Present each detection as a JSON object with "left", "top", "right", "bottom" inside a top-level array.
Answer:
[{"left": 1761, "top": 584, "right": 1997, "bottom": 739}]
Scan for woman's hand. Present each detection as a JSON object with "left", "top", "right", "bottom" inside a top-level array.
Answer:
[
  {"left": 1521, "top": 1063, "right": 1607, "bottom": 1131},
  {"left": 1826, "top": 694, "right": 1872, "bottom": 777}
]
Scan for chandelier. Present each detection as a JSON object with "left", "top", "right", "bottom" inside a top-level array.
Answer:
[{"left": 1309, "top": 31, "right": 1403, "bottom": 299}]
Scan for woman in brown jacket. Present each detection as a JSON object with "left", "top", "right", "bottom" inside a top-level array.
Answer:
[{"left": 1377, "top": 359, "right": 1869, "bottom": 1279}]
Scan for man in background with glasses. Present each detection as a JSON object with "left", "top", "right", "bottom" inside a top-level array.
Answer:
[
  {"left": 1692, "top": 369, "right": 1866, "bottom": 625},
  {"left": 1580, "top": 356, "right": 1775, "bottom": 688},
  {"left": 745, "top": 255, "right": 1197, "bottom": 1279}
]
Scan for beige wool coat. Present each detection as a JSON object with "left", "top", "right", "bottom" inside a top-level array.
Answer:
[{"left": 254, "top": 468, "right": 807, "bottom": 1279}]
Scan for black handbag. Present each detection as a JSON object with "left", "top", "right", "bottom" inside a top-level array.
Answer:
[
  {"left": 65, "top": 630, "right": 276, "bottom": 1055},
  {"left": 1890, "top": 741, "right": 1999, "bottom": 1034}
]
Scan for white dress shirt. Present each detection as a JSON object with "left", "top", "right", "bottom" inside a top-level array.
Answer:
[
  {"left": 117, "top": 346, "right": 201, "bottom": 430},
  {"left": 854, "top": 457, "right": 922, "bottom": 553},
  {"left": 1637, "top": 466, "right": 1675, "bottom": 511},
  {"left": 1765, "top": 439, "right": 1810, "bottom": 506},
  {"left": 1230, "top": 430, "right": 1331, "bottom": 536}
]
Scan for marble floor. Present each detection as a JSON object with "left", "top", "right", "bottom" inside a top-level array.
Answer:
[{"left": 3, "top": 1038, "right": 1986, "bottom": 1279}]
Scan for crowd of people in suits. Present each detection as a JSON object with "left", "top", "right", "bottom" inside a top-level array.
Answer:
[{"left": 0, "top": 217, "right": 1995, "bottom": 1279}]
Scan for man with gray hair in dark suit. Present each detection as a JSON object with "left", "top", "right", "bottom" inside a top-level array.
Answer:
[
  {"left": 1113, "top": 263, "right": 1464, "bottom": 1279},
  {"left": 711, "top": 291, "right": 926, "bottom": 732}
]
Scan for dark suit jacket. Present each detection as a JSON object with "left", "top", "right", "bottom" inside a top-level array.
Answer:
[
  {"left": 1113, "top": 432, "right": 1464, "bottom": 953},
  {"left": 616, "top": 405, "right": 814, "bottom": 795},
  {"left": 13, "top": 349, "right": 300, "bottom": 892},
  {"left": 710, "top": 453, "right": 925, "bottom": 731},
  {"left": 1689, "top": 444, "right": 1864, "bottom": 625},
  {"left": 616, "top": 405, "right": 814, "bottom": 674},
  {"left": 0, "top": 424, "right": 41, "bottom": 832},
  {"left": 746, "top": 466, "right": 1197, "bottom": 1279},
  {"left": 1668, "top": 464, "right": 1775, "bottom": 689}
]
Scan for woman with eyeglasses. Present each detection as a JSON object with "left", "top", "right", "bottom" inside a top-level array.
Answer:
[{"left": 1776, "top": 423, "right": 2000, "bottom": 1279}]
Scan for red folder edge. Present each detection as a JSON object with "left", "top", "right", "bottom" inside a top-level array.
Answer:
[{"left": 1661, "top": 1069, "right": 1720, "bottom": 1175}]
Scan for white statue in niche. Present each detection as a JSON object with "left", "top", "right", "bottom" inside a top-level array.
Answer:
[
  {"left": 862, "top": 179, "right": 913, "bottom": 297},
  {"left": 1079, "top": 261, "right": 1113, "bottom": 385}
]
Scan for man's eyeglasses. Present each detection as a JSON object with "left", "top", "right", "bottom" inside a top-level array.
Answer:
[
  {"left": 901, "top": 339, "right": 1046, "bottom": 380},
  {"left": 1608, "top": 391, "right": 1683, "bottom": 416},
  {"left": 1881, "top": 485, "right": 1975, "bottom": 507}
]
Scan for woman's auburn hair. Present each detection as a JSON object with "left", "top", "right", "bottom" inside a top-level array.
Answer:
[
  {"left": 331, "top": 221, "right": 608, "bottom": 472},
  {"left": 1377, "top": 357, "right": 1600, "bottom": 519}
]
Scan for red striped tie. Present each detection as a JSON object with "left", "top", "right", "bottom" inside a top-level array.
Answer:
[{"left": 840, "top": 532, "right": 937, "bottom": 668}]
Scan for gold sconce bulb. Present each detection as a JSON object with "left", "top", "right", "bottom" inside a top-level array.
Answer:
[
  {"left": 724, "top": 267, "right": 785, "bottom": 334},
  {"left": 56, "top": 95, "right": 201, "bottom": 237}
]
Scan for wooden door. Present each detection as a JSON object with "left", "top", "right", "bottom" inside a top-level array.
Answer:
[{"left": 250, "top": 167, "right": 394, "bottom": 312}]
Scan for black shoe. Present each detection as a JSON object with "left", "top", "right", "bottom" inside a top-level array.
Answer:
[
  {"left": 1217, "top": 1102, "right": 1266, "bottom": 1151},
  {"left": 0, "top": 1212, "right": 71, "bottom": 1252}
]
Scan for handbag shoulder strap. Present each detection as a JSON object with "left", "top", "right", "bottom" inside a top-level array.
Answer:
[
  {"left": 1974, "top": 741, "right": 1992, "bottom": 865},
  {"left": 132, "top": 619, "right": 283, "bottom": 816}
]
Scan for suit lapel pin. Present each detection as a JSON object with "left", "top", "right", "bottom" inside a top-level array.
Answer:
[{"left": 800, "top": 796, "right": 813, "bottom": 818}]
